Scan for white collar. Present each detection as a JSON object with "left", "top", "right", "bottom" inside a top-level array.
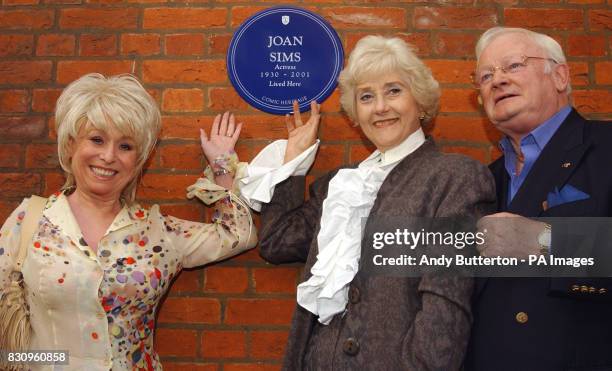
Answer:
[{"left": 359, "top": 128, "right": 426, "bottom": 168}]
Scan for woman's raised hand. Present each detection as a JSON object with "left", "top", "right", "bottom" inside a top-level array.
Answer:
[
  {"left": 284, "top": 100, "right": 320, "bottom": 164},
  {"left": 200, "top": 111, "right": 242, "bottom": 165}
]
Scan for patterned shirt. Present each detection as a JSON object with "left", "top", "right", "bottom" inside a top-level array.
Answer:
[{"left": 0, "top": 179, "right": 255, "bottom": 370}]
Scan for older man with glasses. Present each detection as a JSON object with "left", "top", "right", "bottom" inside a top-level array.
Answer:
[{"left": 464, "top": 27, "right": 612, "bottom": 371}]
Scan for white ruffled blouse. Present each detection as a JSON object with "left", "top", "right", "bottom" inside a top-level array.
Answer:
[{"left": 240, "top": 129, "right": 426, "bottom": 324}]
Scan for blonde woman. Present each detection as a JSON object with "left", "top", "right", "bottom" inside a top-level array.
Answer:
[
  {"left": 242, "top": 36, "right": 496, "bottom": 369},
  {"left": 0, "top": 73, "right": 256, "bottom": 370}
]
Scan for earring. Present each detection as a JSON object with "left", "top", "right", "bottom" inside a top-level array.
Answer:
[
  {"left": 418, "top": 113, "right": 426, "bottom": 121},
  {"left": 477, "top": 95, "right": 483, "bottom": 106}
]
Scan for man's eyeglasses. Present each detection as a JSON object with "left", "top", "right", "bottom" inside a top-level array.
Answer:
[{"left": 471, "top": 55, "right": 558, "bottom": 89}]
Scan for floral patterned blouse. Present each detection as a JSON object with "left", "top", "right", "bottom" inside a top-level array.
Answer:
[{"left": 0, "top": 169, "right": 256, "bottom": 370}]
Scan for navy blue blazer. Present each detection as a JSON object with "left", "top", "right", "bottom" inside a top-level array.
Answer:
[{"left": 465, "top": 109, "right": 612, "bottom": 371}]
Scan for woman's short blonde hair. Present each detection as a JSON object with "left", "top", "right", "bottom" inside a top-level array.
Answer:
[
  {"left": 338, "top": 35, "right": 440, "bottom": 124},
  {"left": 55, "top": 73, "right": 161, "bottom": 204}
]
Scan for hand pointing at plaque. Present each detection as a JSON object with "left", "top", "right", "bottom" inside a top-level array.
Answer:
[{"left": 283, "top": 100, "right": 320, "bottom": 164}]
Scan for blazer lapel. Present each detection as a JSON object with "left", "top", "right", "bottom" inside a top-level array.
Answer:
[
  {"left": 489, "top": 159, "right": 509, "bottom": 212},
  {"left": 507, "top": 109, "right": 591, "bottom": 217}
]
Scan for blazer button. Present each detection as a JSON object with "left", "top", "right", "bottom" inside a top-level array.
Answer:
[
  {"left": 515, "top": 312, "right": 528, "bottom": 324},
  {"left": 571, "top": 285, "right": 580, "bottom": 292},
  {"left": 348, "top": 286, "right": 360, "bottom": 304},
  {"left": 342, "top": 337, "right": 360, "bottom": 356}
]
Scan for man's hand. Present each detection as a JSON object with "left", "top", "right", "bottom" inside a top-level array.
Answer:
[
  {"left": 283, "top": 100, "right": 320, "bottom": 164},
  {"left": 477, "top": 212, "right": 549, "bottom": 258}
]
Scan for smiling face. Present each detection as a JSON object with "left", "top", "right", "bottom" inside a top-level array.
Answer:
[
  {"left": 68, "top": 124, "right": 138, "bottom": 202},
  {"left": 354, "top": 72, "right": 421, "bottom": 153},
  {"left": 478, "top": 33, "right": 570, "bottom": 140}
]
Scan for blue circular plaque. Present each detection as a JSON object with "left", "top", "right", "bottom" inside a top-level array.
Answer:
[{"left": 227, "top": 6, "right": 344, "bottom": 115}]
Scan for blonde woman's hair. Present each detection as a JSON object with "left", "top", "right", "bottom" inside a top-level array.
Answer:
[
  {"left": 338, "top": 35, "right": 440, "bottom": 124},
  {"left": 55, "top": 73, "right": 161, "bottom": 204}
]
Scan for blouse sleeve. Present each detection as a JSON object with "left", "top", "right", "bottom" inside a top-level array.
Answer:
[
  {"left": 239, "top": 139, "right": 319, "bottom": 211},
  {"left": 0, "top": 198, "right": 29, "bottom": 295},
  {"left": 163, "top": 154, "right": 257, "bottom": 269}
]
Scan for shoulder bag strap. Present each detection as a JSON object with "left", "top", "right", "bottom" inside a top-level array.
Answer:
[{"left": 14, "top": 195, "right": 47, "bottom": 272}]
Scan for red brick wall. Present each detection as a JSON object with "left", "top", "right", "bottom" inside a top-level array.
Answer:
[{"left": 1, "top": 1, "right": 611, "bottom": 369}]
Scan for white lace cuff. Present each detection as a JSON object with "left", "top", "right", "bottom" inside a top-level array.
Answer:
[{"left": 239, "top": 139, "right": 319, "bottom": 211}]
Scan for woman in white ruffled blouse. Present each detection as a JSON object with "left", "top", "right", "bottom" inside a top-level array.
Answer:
[
  {"left": 240, "top": 36, "right": 495, "bottom": 370},
  {"left": 0, "top": 73, "right": 256, "bottom": 370}
]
